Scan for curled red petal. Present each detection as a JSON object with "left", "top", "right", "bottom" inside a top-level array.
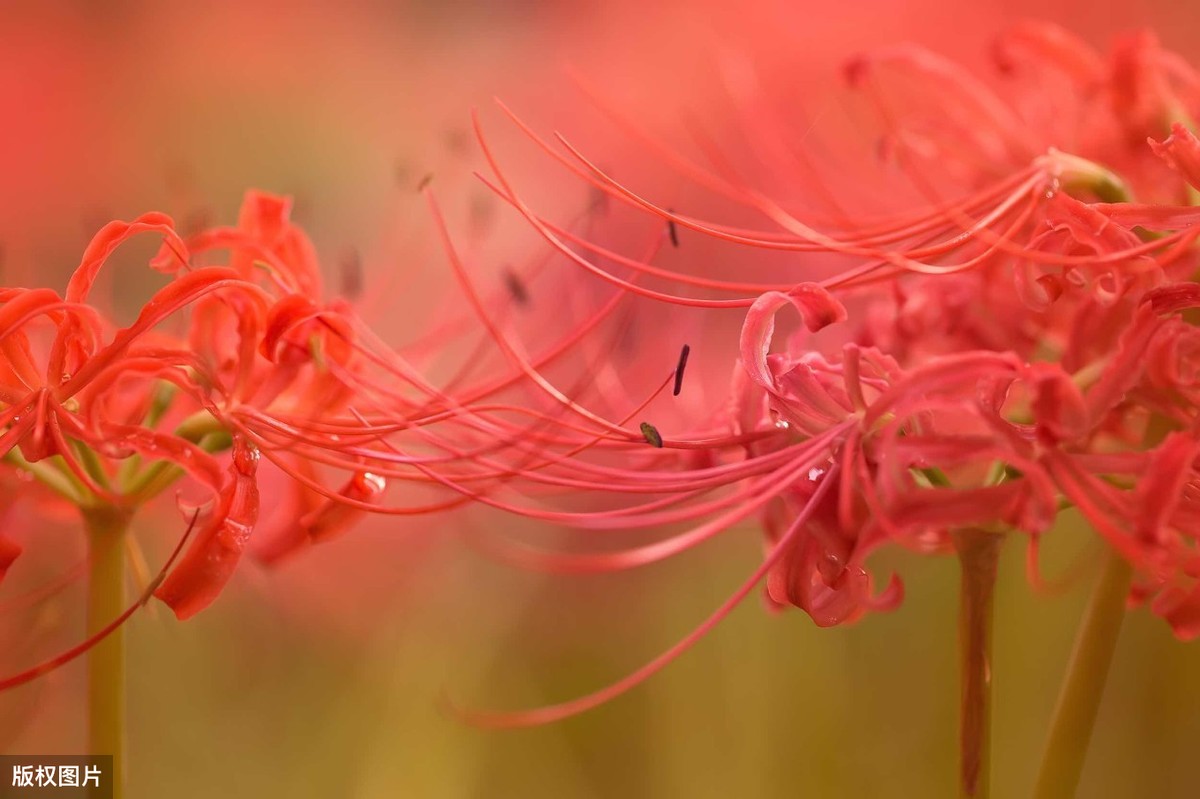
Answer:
[
  {"left": 739, "top": 288, "right": 846, "bottom": 392},
  {"left": 154, "top": 438, "right": 260, "bottom": 620},
  {"left": 771, "top": 530, "right": 872, "bottom": 628},
  {"left": 1149, "top": 122, "right": 1200, "bottom": 190},
  {"left": 260, "top": 295, "right": 354, "bottom": 366},
  {"left": 1042, "top": 192, "right": 1143, "bottom": 257},
  {"left": 64, "top": 212, "right": 187, "bottom": 303},
  {"left": 261, "top": 294, "right": 321, "bottom": 362},
  {"left": 867, "top": 573, "right": 905, "bottom": 612},
  {"left": 61, "top": 268, "right": 270, "bottom": 397},
  {"left": 1145, "top": 282, "right": 1200, "bottom": 316},
  {"left": 301, "top": 471, "right": 387, "bottom": 543},
  {"left": 231, "top": 190, "right": 323, "bottom": 298},
  {"left": 1135, "top": 433, "right": 1199, "bottom": 545}
]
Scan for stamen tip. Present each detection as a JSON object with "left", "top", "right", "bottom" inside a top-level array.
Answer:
[
  {"left": 673, "top": 344, "right": 691, "bottom": 396},
  {"left": 640, "top": 422, "right": 664, "bottom": 448}
]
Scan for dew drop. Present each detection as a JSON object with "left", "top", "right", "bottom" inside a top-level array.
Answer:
[{"left": 361, "top": 472, "right": 387, "bottom": 493}]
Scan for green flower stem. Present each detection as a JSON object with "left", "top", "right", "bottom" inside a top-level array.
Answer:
[
  {"left": 75, "top": 441, "right": 111, "bottom": 491},
  {"left": 952, "top": 529, "right": 1003, "bottom": 799},
  {"left": 122, "top": 409, "right": 231, "bottom": 501},
  {"left": 1033, "top": 546, "right": 1132, "bottom": 799},
  {"left": 83, "top": 506, "right": 133, "bottom": 799},
  {"left": 1, "top": 449, "right": 86, "bottom": 503}
]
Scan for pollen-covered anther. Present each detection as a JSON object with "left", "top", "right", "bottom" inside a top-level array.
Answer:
[{"left": 639, "top": 422, "right": 664, "bottom": 448}]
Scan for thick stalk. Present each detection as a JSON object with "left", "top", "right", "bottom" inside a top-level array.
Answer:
[
  {"left": 952, "top": 529, "right": 1003, "bottom": 799},
  {"left": 1033, "top": 547, "right": 1132, "bottom": 799},
  {"left": 84, "top": 506, "right": 132, "bottom": 799}
]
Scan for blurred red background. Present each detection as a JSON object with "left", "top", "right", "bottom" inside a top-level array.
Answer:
[{"left": 3, "top": 2, "right": 1200, "bottom": 797}]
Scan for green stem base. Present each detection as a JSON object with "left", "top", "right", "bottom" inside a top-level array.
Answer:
[
  {"left": 953, "top": 529, "right": 1003, "bottom": 799},
  {"left": 84, "top": 507, "right": 131, "bottom": 799},
  {"left": 1033, "top": 547, "right": 1132, "bottom": 799}
]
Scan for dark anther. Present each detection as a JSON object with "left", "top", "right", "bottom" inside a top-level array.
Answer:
[
  {"left": 503, "top": 268, "right": 529, "bottom": 307},
  {"left": 673, "top": 344, "right": 691, "bottom": 396}
]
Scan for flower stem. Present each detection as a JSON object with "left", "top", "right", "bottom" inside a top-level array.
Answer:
[
  {"left": 952, "top": 529, "right": 1003, "bottom": 799},
  {"left": 1033, "top": 546, "right": 1132, "bottom": 799},
  {"left": 84, "top": 506, "right": 132, "bottom": 799}
]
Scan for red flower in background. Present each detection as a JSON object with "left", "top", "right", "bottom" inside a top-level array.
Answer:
[{"left": 430, "top": 22, "right": 1200, "bottom": 730}]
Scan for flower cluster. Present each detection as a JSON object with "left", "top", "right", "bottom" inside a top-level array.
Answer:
[
  {"left": 0, "top": 193, "right": 383, "bottom": 619},
  {"left": 442, "top": 22, "right": 1200, "bottom": 723}
]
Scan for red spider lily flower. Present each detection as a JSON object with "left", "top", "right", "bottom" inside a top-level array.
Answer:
[
  {"left": 436, "top": 22, "right": 1200, "bottom": 733},
  {"left": 0, "top": 202, "right": 299, "bottom": 636},
  {"left": 0, "top": 171, "right": 664, "bottom": 696},
  {"left": 0, "top": 203, "right": 390, "bottom": 667}
]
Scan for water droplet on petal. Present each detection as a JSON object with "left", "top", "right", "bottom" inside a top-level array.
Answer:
[{"left": 360, "top": 472, "right": 387, "bottom": 493}]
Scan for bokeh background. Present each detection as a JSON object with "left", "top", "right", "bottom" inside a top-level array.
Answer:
[{"left": 3, "top": 1, "right": 1200, "bottom": 796}]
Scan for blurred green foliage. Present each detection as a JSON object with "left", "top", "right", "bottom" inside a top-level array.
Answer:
[{"left": 112, "top": 511, "right": 1200, "bottom": 798}]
